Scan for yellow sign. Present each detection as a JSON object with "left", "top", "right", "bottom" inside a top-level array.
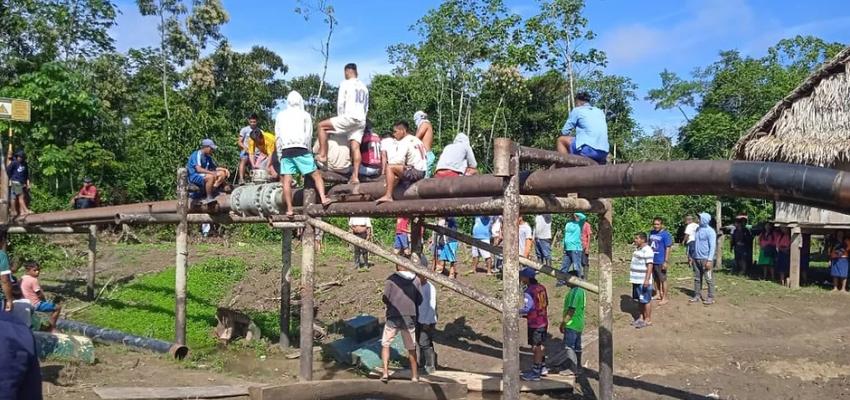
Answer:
[{"left": 0, "top": 98, "right": 31, "bottom": 122}]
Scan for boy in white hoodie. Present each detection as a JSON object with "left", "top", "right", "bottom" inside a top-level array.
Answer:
[{"left": 275, "top": 91, "right": 330, "bottom": 215}]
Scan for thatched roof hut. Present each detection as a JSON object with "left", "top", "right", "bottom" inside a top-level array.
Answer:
[
  {"left": 733, "top": 46, "right": 850, "bottom": 167},
  {"left": 733, "top": 45, "right": 850, "bottom": 229}
]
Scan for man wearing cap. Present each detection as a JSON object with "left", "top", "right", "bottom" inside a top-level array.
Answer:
[
  {"left": 6, "top": 151, "right": 31, "bottom": 217},
  {"left": 556, "top": 92, "right": 609, "bottom": 165},
  {"left": 413, "top": 111, "right": 435, "bottom": 177},
  {"left": 186, "top": 139, "right": 229, "bottom": 204},
  {"left": 519, "top": 267, "right": 549, "bottom": 381},
  {"left": 316, "top": 63, "right": 369, "bottom": 185},
  {"left": 71, "top": 177, "right": 98, "bottom": 209}
]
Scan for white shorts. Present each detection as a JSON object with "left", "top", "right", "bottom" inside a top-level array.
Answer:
[
  {"left": 472, "top": 239, "right": 491, "bottom": 259},
  {"left": 330, "top": 116, "right": 365, "bottom": 143}
]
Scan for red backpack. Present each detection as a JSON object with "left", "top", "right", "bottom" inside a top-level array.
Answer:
[{"left": 360, "top": 132, "right": 382, "bottom": 168}]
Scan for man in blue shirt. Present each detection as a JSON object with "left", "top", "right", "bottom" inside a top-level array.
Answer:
[
  {"left": 471, "top": 216, "right": 493, "bottom": 275},
  {"left": 692, "top": 212, "right": 717, "bottom": 305},
  {"left": 557, "top": 92, "right": 609, "bottom": 164},
  {"left": 6, "top": 151, "right": 31, "bottom": 217},
  {"left": 187, "top": 139, "right": 229, "bottom": 204},
  {"left": 648, "top": 218, "right": 673, "bottom": 305}
]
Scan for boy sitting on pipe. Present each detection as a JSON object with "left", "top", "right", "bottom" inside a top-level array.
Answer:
[{"left": 375, "top": 121, "right": 427, "bottom": 204}]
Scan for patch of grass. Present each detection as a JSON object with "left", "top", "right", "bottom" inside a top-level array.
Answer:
[{"left": 79, "top": 257, "right": 246, "bottom": 352}]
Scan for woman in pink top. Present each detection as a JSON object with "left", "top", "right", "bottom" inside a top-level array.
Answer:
[
  {"left": 757, "top": 224, "right": 777, "bottom": 281},
  {"left": 774, "top": 228, "right": 792, "bottom": 287}
]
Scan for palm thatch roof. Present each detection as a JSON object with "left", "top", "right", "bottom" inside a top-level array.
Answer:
[{"left": 732, "top": 46, "right": 850, "bottom": 167}]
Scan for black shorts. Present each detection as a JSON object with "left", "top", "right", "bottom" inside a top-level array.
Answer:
[
  {"left": 527, "top": 327, "right": 548, "bottom": 346},
  {"left": 652, "top": 264, "right": 667, "bottom": 283},
  {"left": 402, "top": 167, "right": 425, "bottom": 183}
]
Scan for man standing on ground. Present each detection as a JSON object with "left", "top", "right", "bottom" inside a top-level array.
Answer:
[
  {"left": 732, "top": 216, "right": 753, "bottom": 275},
  {"left": 683, "top": 215, "right": 699, "bottom": 271},
  {"left": 7, "top": 151, "right": 31, "bottom": 217},
  {"left": 416, "top": 275, "right": 438, "bottom": 374},
  {"left": 471, "top": 216, "right": 493, "bottom": 275},
  {"left": 559, "top": 268, "right": 585, "bottom": 376},
  {"left": 648, "top": 218, "right": 673, "bottom": 305},
  {"left": 349, "top": 217, "right": 372, "bottom": 270},
  {"left": 187, "top": 139, "right": 229, "bottom": 204},
  {"left": 414, "top": 111, "right": 435, "bottom": 177},
  {"left": 519, "top": 216, "right": 534, "bottom": 259},
  {"left": 692, "top": 212, "right": 717, "bottom": 305},
  {"left": 630, "top": 233, "right": 654, "bottom": 328},
  {"left": 534, "top": 214, "right": 553, "bottom": 269},
  {"left": 434, "top": 132, "right": 477, "bottom": 177},
  {"left": 581, "top": 218, "right": 592, "bottom": 277},
  {"left": 519, "top": 267, "right": 549, "bottom": 381},
  {"left": 375, "top": 121, "right": 427, "bottom": 204},
  {"left": 556, "top": 92, "right": 609, "bottom": 164},
  {"left": 380, "top": 266, "right": 422, "bottom": 383},
  {"left": 316, "top": 63, "right": 369, "bottom": 185},
  {"left": 237, "top": 114, "right": 259, "bottom": 185},
  {"left": 274, "top": 90, "right": 331, "bottom": 215}
]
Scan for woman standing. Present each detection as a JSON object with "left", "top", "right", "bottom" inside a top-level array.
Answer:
[
  {"left": 774, "top": 227, "right": 792, "bottom": 287},
  {"left": 830, "top": 231, "right": 848, "bottom": 292},
  {"left": 757, "top": 223, "right": 777, "bottom": 281}
]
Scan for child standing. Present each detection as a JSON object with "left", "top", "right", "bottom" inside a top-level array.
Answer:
[
  {"left": 436, "top": 218, "right": 459, "bottom": 278},
  {"left": 348, "top": 217, "right": 372, "bottom": 270},
  {"left": 629, "top": 233, "right": 654, "bottom": 328},
  {"left": 394, "top": 217, "right": 411, "bottom": 257},
  {"left": 559, "top": 269, "right": 585, "bottom": 376},
  {"left": 560, "top": 213, "right": 586, "bottom": 285},
  {"left": 20, "top": 262, "right": 62, "bottom": 330},
  {"left": 830, "top": 232, "right": 848, "bottom": 292},
  {"left": 519, "top": 267, "right": 549, "bottom": 381}
]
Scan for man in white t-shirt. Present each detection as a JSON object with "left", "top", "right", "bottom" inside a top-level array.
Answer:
[
  {"left": 375, "top": 121, "right": 426, "bottom": 204},
  {"left": 683, "top": 215, "right": 699, "bottom": 265},
  {"left": 629, "top": 232, "right": 655, "bottom": 329},
  {"left": 316, "top": 63, "right": 369, "bottom": 185}
]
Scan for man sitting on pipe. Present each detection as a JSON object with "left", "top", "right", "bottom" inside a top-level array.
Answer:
[
  {"left": 246, "top": 128, "right": 279, "bottom": 181},
  {"left": 187, "top": 139, "right": 230, "bottom": 204},
  {"left": 434, "top": 132, "right": 478, "bottom": 177},
  {"left": 556, "top": 92, "right": 609, "bottom": 165},
  {"left": 71, "top": 177, "right": 98, "bottom": 209},
  {"left": 375, "top": 121, "right": 427, "bottom": 204}
]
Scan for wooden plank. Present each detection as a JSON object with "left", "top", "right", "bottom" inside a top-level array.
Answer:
[
  {"left": 94, "top": 386, "right": 249, "bottom": 400},
  {"left": 249, "top": 379, "right": 466, "bottom": 400},
  {"left": 373, "top": 369, "right": 575, "bottom": 393}
]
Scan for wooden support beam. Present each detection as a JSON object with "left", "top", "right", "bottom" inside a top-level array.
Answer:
[
  {"left": 86, "top": 225, "right": 97, "bottom": 300},
  {"left": 789, "top": 227, "right": 802, "bottom": 289},
  {"left": 299, "top": 189, "right": 316, "bottom": 381},
  {"left": 279, "top": 228, "right": 292, "bottom": 349},
  {"left": 423, "top": 223, "right": 599, "bottom": 294},
  {"left": 498, "top": 137, "right": 521, "bottom": 400},
  {"left": 174, "top": 168, "right": 189, "bottom": 346},
  {"left": 305, "top": 217, "right": 502, "bottom": 311},
  {"left": 597, "top": 200, "right": 614, "bottom": 400}
]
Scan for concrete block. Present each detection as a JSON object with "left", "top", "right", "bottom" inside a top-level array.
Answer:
[
  {"left": 323, "top": 337, "right": 359, "bottom": 365},
  {"left": 342, "top": 315, "right": 380, "bottom": 342},
  {"left": 351, "top": 335, "right": 409, "bottom": 372}
]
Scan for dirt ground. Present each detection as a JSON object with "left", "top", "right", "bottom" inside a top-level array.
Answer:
[{"left": 35, "top": 235, "right": 850, "bottom": 399}]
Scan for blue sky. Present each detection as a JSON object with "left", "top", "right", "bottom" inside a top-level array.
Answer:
[{"left": 111, "top": 0, "right": 850, "bottom": 134}]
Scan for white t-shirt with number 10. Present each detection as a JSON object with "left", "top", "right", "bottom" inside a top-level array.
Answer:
[{"left": 337, "top": 78, "right": 369, "bottom": 121}]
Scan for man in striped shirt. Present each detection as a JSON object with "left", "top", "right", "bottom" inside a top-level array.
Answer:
[{"left": 629, "top": 232, "right": 654, "bottom": 329}]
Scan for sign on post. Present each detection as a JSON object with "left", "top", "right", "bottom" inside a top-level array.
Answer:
[{"left": 0, "top": 98, "right": 31, "bottom": 122}]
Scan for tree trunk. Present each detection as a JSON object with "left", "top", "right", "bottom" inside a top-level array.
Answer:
[
  {"left": 313, "top": 13, "right": 334, "bottom": 118},
  {"left": 160, "top": 6, "right": 170, "bottom": 120},
  {"left": 487, "top": 95, "right": 504, "bottom": 162}
]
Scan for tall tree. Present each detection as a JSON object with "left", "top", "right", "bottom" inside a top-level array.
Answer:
[{"left": 295, "top": 0, "right": 337, "bottom": 118}]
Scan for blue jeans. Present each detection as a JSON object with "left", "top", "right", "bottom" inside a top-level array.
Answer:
[
  {"left": 560, "top": 250, "right": 583, "bottom": 282},
  {"left": 535, "top": 239, "right": 552, "bottom": 267},
  {"left": 563, "top": 328, "right": 582, "bottom": 374}
]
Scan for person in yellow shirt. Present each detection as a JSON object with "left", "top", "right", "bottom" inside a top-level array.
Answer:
[{"left": 247, "top": 129, "right": 278, "bottom": 180}]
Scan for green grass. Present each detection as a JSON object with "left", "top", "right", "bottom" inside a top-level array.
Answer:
[{"left": 79, "top": 257, "right": 247, "bottom": 352}]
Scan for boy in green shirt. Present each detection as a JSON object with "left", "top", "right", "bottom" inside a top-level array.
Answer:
[{"left": 559, "top": 269, "right": 585, "bottom": 376}]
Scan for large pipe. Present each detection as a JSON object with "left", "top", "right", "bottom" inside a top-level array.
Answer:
[
  {"left": 518, "top": 145, "right": 597, "bottom": 167},
  {"left": 5, "top": 226, "right": 89, "bottom": 234},
  {"left": 56, "top": 319, "right": 189, "bottom": 359},
  {"left": 116, "top": 212, "right": 305, "bottom": 225}
]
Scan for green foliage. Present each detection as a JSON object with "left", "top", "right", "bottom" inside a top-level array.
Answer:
[
  {"left": 79, "top": 258, "right": 246, "bottom": 351},
  {"left": 8, "top": 234, "right": 82, "bottom": 272},
  {"left": 613, "top": 196, "right": 714, "bottom": 243}
]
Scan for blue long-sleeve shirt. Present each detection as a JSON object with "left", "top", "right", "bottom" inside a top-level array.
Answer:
[
  {"left": 561, "top": 104, "right": 610, "bottom": 152},
  {"left": 693, "top": 212, "right": 716, "bottom": 261}
]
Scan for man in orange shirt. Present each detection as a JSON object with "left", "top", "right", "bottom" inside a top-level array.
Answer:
[{"left": 72, "top": 177, "right": 98, "bottom": 209}]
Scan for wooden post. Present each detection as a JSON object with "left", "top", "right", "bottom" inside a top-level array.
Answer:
[
  {"left": 499, "top": 139, "right": 521, "bottom": 400},
  {"left": 789, "top": 226, "right": 802, "bottom": 289},
  {"left": 715, "top": 199, "right": 724, "bottom": 269},
  {"left": 279, "top": 228, "right": 293, "bottom": 349},
  {"left": 86, "top": 225, "right": 97, "bottom": 300},
  {"left": 299, "top": 188, "right": 316, "bottom": 381},
  {"left": 174, "top": 168, "right": 189, "bottom": 346},
  {"left": 598, "top": 200, "right": 614, "bottom": 400}
]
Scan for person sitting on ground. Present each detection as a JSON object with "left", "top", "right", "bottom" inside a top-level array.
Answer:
[
  {"left": 829, "top": 232, "right": 848, "bottom": 292},
  {"left": 359, "top": 121, "right": 383, "bottom": 179},
  {"left": 316, "top": 63, "right": 369, "bottom": 185},
  {"left": 275, "top": 91, "right": 331, "bottom": 215},
  {"left": 71, "top": 177, "right": 98, "bottom": 209},
  {"left": 560, "top": 213, "right": 586, "bottom": 285},
  {"left": 414, "top": 111, "right": 435, "bottom": 177},
  {"left": 7, "top": 151, "right": 31, "bottom": 217},
  {"left": 519, "top": 267, "right": 549, "bottom": 381},
  {"left": 247, "top": 129, "right": 278, "bottom": 180},
  {"left": 471, "top": 216, "right": 493, "bottom": 275},
  {"left": 534, "top": 214, "right": 553, "bottom": 269},
  {"left": 436, "top": 217, "right": 459, "bottom": 278},
  {"left": 375, "top": 121, "right": 427, "bottom": 204},
  {"left": 187, "top": 139, "right": 229, "bottom": 204},
  {"left": 380, "top": 266, "right": 422, "bottom": 383},
  {"left": 20, "top": 261, "right": 61, "bottom": 331},
  {"left": 349, "top": 217, "right": 372, "bottom": 270},
  {"left": 415, "top": 275, "right": 438, "bottom": 374},
  {"left": 556, "top": 92, "right": 609, "bottom": 165},
  {"left": 648, "top": 217, "right": 673, "bottom": 305},
  {"left": 312, "top": 132, "right": 352, "bottom": 176},
  {"left": 629, "top": 233, "right": 654, "bottom": 328},
  {"left": 559, "top": 268, "right": 585, "bottom": 376},
  {"left": 691, "top": 212, "right": 717, "bottom": 305},
  {"left": 237, "top": 113, "right": 259, "bottom": 185},
  {"left": 434, "top": 132, "right": 477, "bottom": 178}
]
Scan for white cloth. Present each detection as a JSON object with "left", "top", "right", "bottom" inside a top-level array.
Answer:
[
  {"left": 337, "top": 78, "right": 369, "bottom": 120},
  {"left": 684, "top": 222, "right": 699, "bottom": 243},
  {"left": 629, "top": 245, "right": 655, "bottom": 284},
  {"left": 329, "top": 115, "right": 365, "bottom": 143},
  {"left": 518, "top": 223, "right": 533, "bottom": 256},
  {"left": 471, "top": 239, "right": 491, "bottom": 259},
  {"left": 533, "top": 215, "right": 553, "bottom": 240},
  {"left": 348, "top": 217, "right": 372, "bottom": 227},
  {"left": 416, "top": 281, "right": 437, "bottom": 324},
  {"left": 275, "top": 91, "right": 313, "bottom": 150},
  {"left": 491, "top": 217, "right": 502, "bottom": 238},
  {"left": 398, "top": 134, "right": 427, "bottom": 171}
]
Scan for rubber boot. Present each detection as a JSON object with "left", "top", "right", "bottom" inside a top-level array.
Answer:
[
  {"left": 424, "top": 348, "right": 437, "bottom": 374},
  {"left": 574, "top": 352, "right": 582, "bottom": 376}
]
